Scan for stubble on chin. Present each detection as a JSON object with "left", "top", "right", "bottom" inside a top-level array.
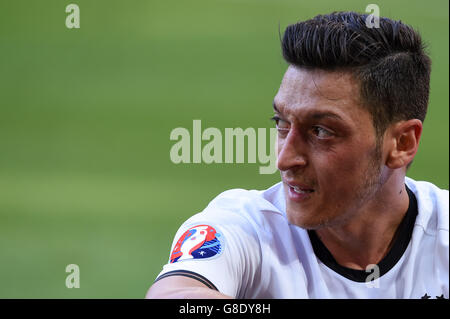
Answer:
[{"left": 283, "top": 143, "right": 385, "bottom": 231}]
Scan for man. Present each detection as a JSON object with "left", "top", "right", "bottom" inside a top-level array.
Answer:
[{"left": 146, "top": 12, "right": 448, "bottom": 298}]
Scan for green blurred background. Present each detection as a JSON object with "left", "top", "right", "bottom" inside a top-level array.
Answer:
[{"left": 0, "top": 0, "right": 447, "bottom": 298}]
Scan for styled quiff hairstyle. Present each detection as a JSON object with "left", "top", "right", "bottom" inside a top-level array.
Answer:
[{"left": 281, "top": 11, "right": 431, "bottom": 138}]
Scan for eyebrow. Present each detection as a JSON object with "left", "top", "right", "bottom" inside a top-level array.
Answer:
[
  {"left": 310, "top": 112, "right": 344, "bottom": 121},
  {"left": 273, "top": 100, "right": 344, "bottom": 122},
  {"left": 272, "top": 101, "right": 280, "bottom": 113}
]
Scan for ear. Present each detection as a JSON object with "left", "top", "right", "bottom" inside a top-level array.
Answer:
[{"left": 385, "top": 119, "right": 423, "bottom": 169}]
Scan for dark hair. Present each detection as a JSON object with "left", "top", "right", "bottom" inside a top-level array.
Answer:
[{"left": 281, "top": 11, "right": 431, "bottom": 138}]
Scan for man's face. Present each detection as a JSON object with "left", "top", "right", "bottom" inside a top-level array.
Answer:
[{"left": 274, "top": 66, "right": 385, "bottom": 229}]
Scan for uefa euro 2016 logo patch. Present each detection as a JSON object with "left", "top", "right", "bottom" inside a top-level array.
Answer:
[{"left": 170, "top": 225, "right": 224, "bottom": 263}]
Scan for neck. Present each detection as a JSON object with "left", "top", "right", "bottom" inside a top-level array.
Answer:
[{"left": 315, "top": 172, "right": 410, "bottom": 270}]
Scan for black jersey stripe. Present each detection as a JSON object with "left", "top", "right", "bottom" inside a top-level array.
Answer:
[
  {"left": 154, "top": 270, "right": 218, "bottom": 291},
  {"left": 307, "top": 184, "right": 418, "bottom": 282}
]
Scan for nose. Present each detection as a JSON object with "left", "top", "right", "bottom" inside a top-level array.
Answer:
[{"left": 277, "top": 129, "right": 308, "bottom": 172}]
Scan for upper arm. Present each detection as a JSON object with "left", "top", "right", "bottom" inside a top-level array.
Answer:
[
  {"left": 146, "top": 275, "right": 233, "bottom": 299},
  {"left": 150, "top": 207, "right": 262, "bottom": 298}
]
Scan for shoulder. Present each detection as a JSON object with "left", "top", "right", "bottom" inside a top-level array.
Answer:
[
  {"left": 405, "top": 177, "right": 449, "bottom": 234},
  {"left": 191, "top": 182, "right": 285, "bottom": 227},
  {"left": 176, "top": 182, "right": 286, "bottom": 250}
]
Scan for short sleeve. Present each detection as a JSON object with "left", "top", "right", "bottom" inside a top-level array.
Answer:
[{"left": 154, "top": 208, "right": 262, "bottom": 298}]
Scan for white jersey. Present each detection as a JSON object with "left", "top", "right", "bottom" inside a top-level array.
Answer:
[{"left": 155, "top": 177, "right": 449, "bottom": 299}]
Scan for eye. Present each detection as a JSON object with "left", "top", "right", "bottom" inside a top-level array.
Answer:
[
  {"left": 311, "top": 126, "right": 333, "bottom": 139},
  {"left": 270, "top": 115, "right": 290, "bottom": 132}
]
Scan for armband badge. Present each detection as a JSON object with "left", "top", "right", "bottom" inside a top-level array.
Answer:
[{"left": 170, "top": 224, "right": 224, "bottom": 263}]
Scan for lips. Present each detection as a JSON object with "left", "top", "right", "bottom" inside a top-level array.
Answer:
[
  {"left": 285, "top": 181, "right": 315, "bottom": 202},
  {"left": 291, "top": 185, "right": 314, "bottom": 194},
  {"left": 286, "top": 181, "right": 315, "bottom": 193}
]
